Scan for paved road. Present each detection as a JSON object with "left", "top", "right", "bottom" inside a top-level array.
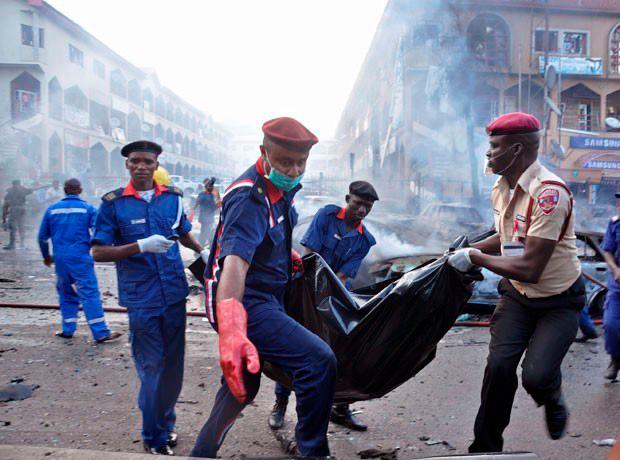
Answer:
[{"left": 0, "top": 239, "right": 618, "bottom": 459}]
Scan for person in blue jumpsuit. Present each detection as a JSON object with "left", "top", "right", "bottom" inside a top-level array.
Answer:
[
  {"left": 192, "top": 177, "right": 219, "bottom": 246},
  {"left": 92, "top": 140, "right": 208, "bottom": 456},
  {"left": 599, "top": 191, "right": 620, "bottom": 381},
  {"left": 190, "top": 117, "right": 337, "bottom": 459},
  {"left": 269, "top": 180, "right": 378, "bottom": 432},
  {"left": 37, "top": 178, "right": 121, "bottom": 343}
]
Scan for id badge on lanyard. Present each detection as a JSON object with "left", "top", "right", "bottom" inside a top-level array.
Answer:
[{"left": 502, "top": 218, "right": 525, "bottom": 257}]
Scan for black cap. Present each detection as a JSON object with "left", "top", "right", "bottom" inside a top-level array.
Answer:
[
  {"left": 121, "top": 140, "right": 162, "bottom": 158},
  {"left": 615, "top": 192, "right": 620, "bottom": 198},
  {"left": 349, "top": 181, "right": 379, "bottom": 202}
]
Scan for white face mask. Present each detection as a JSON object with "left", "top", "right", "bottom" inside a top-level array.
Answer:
[{"left": 483, "top": 158, "right": 494, "bottom": 176}]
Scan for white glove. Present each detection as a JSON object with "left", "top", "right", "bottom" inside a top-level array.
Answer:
[
  {"left": 448, "top": 248, "right": 481, "bottom": 272},
  {"left": 137, "top": 234, "right": 175, "bottom": 253},
  {"left": 200, "top": 248, "right": 210, "bottom": 263}
]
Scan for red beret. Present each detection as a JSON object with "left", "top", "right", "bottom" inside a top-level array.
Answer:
[
  {"left": 486, "top": 112, "right": 541, "bottom": 136},
  {"left": 262, "top": 117, "right": 318, "bottom": 152}
]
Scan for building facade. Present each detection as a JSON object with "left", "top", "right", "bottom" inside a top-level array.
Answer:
[
  {"left": 0, "top": 0, "right": 232, "bottom": 187},
  {"left": 334, "top": 0, "right": 620, "bottom": 208}
]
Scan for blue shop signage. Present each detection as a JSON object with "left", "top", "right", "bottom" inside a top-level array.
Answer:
[{"left": 570, "top": 136, "right": 620, "bottom": 150}]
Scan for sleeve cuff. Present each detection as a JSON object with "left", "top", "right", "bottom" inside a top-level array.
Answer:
[{"left": 219, "top": 238, "right": 256, "bottom": 265}]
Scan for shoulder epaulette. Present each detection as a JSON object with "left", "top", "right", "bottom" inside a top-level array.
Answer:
[
  {"left": 165, "top": 186, "right": 183, "bottom": 196},
  {"left": 612, "top": 216, "right": 619, "bottom": 223},
  {"left": 101, "top": 188, "right": 123, "bottom": 203}
]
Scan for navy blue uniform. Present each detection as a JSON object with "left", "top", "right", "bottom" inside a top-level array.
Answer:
[
  {"left": 601, "top": 218, "right": 620, "bottom": 357},
  {"left": 195, "top": 191, "right": 217, "bottom": 245},
  {"left": 191, "top": 159, "right": 336, "bottom": 458},
  {"left": 38, "top": 195, "right": 111, "bottom": 340},
  {"left": 93, "top": 181, "right": 191, "bottom": 449}
]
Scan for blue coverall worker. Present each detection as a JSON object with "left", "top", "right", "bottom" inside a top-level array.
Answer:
[
  {"left": 449, "top": 113, "right": 585, "bottom": 453},
  {"left": 575, "top": 303, "right": 598, "bottom": 341},
  {"left": 599, "top": 192, "right": 620, "bottom": 381},
  {"left": 190, "top": 117, "right": 337, "bottom": 459},
  {"left": 270, "top": 181, "right": 378, "bottom": 433},
  {"left": 193, "top": 179, "right": 219, "bottom": 246},
  {"left": 37, "top": 178, "right": 120, "bottom": 343},
  {"left": 92, "top": 140, "right": 208, "bottom": 456}
]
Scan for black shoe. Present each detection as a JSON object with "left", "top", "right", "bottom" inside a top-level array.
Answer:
[
  {"left": 604, "top": 356, "right": 620, "bottom": 381},
  {"left": 574, "top": 332, "right": 598, "bottom": 343},
  {"left": 55, "top": 331, "right": 73, "bottom": 339},
  {"left": 3, "top": 245, "right": 14, "bottom": 250},
  {"left": 95, "top": 331, "right": 123, "bottom": 343},
  {"left": 545, "top": 394, "right": 568, "bottom": 440},
  {"left": 268, "top": 396, "right": 288, "bottom": 430},
  {"left": 143, "top": 442, "right": 174, "bottom": 455},
  {"left": 168, "top": 429, "right": 178, "bottom": 447},
  {"left": 330, "top": 404, "right": 367, "bottom": 431}
]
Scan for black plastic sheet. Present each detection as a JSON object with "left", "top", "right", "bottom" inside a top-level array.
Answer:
[{"left": 264, "top": 251, "right": 478, "bottom": 403}]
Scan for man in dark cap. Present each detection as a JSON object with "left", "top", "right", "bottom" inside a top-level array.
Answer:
[
  {"left": 193, "top": 177, "right": 220, "bottom": 246},
  {"left": 597, "top": 192, "right": 620, "bottom": 381},
  {"left": 92, "top": 140, "right": 208, "bottom": 455},
  {"left": 38, "top": 178, "right": 121, "bottom": 343},
  {"left": 447, "top": 112, "right": 584, "bottom": 453},
  {"left": 191, "top": 117, "right": 337, "bottom": 459},
  {"left": 268, "top": 180, "right": 378, "bottom": 432}
]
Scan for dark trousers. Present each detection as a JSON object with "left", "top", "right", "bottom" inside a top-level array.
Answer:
[
  {"left": 198, "top": 214, "right": 214, "bottom": 247},
  {"left": 469, "top": 278, "right": 582, "bottom": 453},
  {"left": 7, "top": 206, "right": 25, "bottom": 247},
  {"left": 128, "top": 300, "right": 186, "bottom": 448},
  {"left": 190, "top": 305, "right": 336, "bottom": 458}
]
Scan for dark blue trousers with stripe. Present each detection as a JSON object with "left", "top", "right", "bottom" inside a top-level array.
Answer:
[{"left": 190, "top": 304, "right": 336, "bottom": 458}]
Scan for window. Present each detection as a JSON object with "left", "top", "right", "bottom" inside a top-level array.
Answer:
[
  {"left": 94, "top": 60, "right": 105, "bottom": 79},
  {"left": 578, "top": 103, "right": 592, "bottom": 131},
  {"left": 16, "top": 90, "right": 38, "bottom": 116},
  {"left": 467, "top": 14, "right": 510, "bottom": 69},
  {"left": 69, "top": 44, "right": 84, "bottom": 67},
  {"left": 21, "top": 24, "right": 34, "bottom": 46},
  {"left": 534, "top": 30, "right": 559, "bottom": 53},
  {"left": 563, "top": 32, "right": 587, "bottom": 56},
  {"left": 611, "top": 24, "right": 620, "bottom": 74},
  {"left": 534, "top": 29, "right": 588, "bottom": 56}
]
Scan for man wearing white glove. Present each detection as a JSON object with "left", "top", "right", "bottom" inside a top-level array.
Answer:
[
  {"left": 92, "top": 141, "right": 206, "bottom": 455},
  {"left": 452, "top": 114, "right": 584, "bottom": 455}
]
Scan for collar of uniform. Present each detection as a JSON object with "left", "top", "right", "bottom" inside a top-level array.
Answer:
[
  {"left": 336, "top": 207, "right": 363, "bottom": 234},
  {"left": 254, "top": 157, "right": 283, "bottom": 204},
  {"left": 122, "top": 180, "right": 168, "bottom": 199},
  {"left": 62, "top": 194, "right": 82, "bottom": 201},
  {"left": 516, "top": 160, "right": 541, "bottom": 194}
]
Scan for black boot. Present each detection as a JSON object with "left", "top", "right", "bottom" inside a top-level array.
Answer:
[
  {"left": 604, "top": 356, "right": 620, "bottom": 381},
  {"left": 545, "top": 392, "right": 568, "bottom": 440},
  {"left": 143, "top": 442, "right": 174, "bottom": 455},
  {"left": 268, "top": 396, "right": 288, "bottom": 430},
  {"left": 168, "top": 429, "right": 178, "bottom": 447},
  {"left": 330, "top": 403, "right": 367, "bottom": 431},
  {"left": 574, "top": 332, "right": 598, "bottom": 343}
]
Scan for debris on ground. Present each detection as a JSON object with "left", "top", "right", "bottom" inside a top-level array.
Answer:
[
  {"left": 593, "top": 438, "right": 617, "bottom": 446},
  {"left": 357, "top": 446, "right": 399, "bottom": 459},
  {"left": 0, "top": 383, "right": 39, "bottom": 402}
]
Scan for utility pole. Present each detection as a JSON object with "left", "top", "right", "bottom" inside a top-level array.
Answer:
[
  {"left": 467, "top": 102, "right": 480, "bottom": 206},
  {"left": 542, "top": 0, "right": 550, "bottom": 156}
]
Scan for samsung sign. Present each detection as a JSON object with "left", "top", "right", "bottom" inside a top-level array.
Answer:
[
  {"left": 539, "top": 56, "right": 603, "bottom": 76},
  {"left": 583, "top": 160, "right": 620, "bottom": 170},
  {"left": 570, "top": 136, "right": 620, "bottom": 150}
]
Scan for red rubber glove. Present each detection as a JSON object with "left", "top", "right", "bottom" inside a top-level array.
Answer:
[
  {"left": 216, "top": 298, "right": 260, "bottom": 403},
  {"left": 188, "top": 209, "right": 195, "bottom": 222},
  {"left": 291, "top": 249, "right": 304, "bottom": 274}
]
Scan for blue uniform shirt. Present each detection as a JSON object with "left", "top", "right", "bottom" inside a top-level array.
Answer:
[
  {"left": 204, "top": 159, "right": 299, "bottom": 324},
  {"left": 38, "top": 195, "right": 97, "bottom": 260},
  {"left": 601, "top": 217, "right": 620, "bottom": 292},
  {"left": 92, "top": 181, "right": 192, "bottom": 309},
  {"left": 196, "top": 191, "right": 217, "bottom": 218},
  {"left": 300, "top": 204, "right": 376, "bottom": 279}
]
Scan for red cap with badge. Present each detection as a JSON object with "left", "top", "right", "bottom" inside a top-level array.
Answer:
[
  {"left": 486, "top": 112, "right": 541, "bottom": 136},
  {"left": 262, "top": 117, "right": 318, "bottom": 152}
]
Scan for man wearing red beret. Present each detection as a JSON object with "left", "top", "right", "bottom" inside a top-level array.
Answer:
[
  {"left": 190, "top": 117, "right": 336, "bottom": 458},
  {"left": 448, "top": 112, "right": 584, "bottom": 453}
]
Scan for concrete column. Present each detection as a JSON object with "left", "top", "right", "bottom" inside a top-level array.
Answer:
[{"left": 600, "top": 91, "right": 607, "bottom": 133}]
